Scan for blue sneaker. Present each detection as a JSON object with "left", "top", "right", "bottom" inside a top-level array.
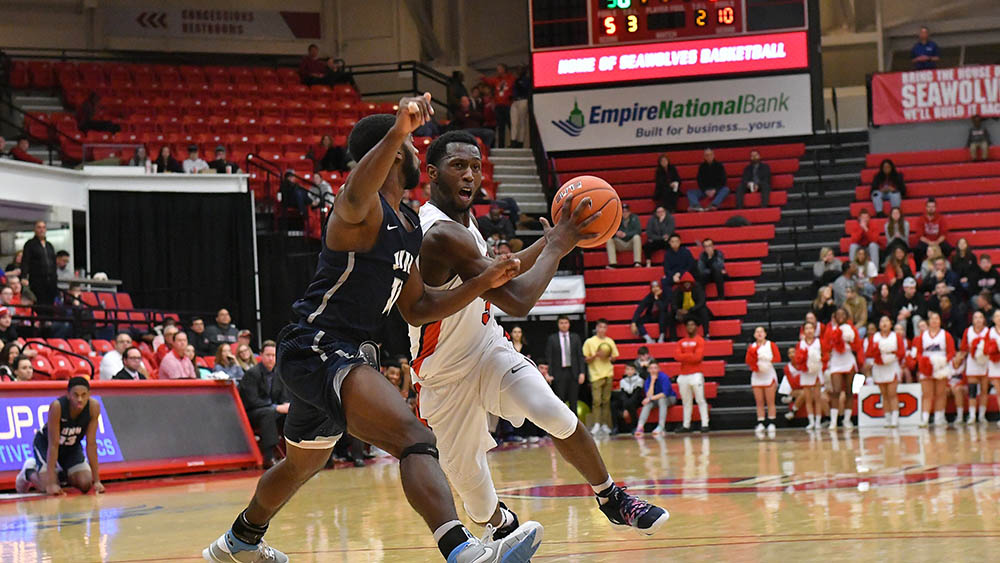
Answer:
[{"left": 446, "top": 521, "right": 543, "bottom": 563}]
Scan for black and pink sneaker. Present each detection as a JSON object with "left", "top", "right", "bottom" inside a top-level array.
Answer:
[{"left": 596, "top": 485, "right": 669, "bottom": 536}]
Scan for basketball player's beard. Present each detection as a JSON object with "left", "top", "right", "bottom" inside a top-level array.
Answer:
[{"left": 403, "top": 150, "right": 421, "bottom": 190}]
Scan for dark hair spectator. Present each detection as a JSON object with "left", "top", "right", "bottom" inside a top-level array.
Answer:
[
  {"left": 662, "top": 233, "right": 695, "bottom": 288},
  {"left": 208, "top": 145, "right": 240, "bottom": 174},
  {"left": 643, "top": 206, "right": 675, "bottom": 266},
  {"left": 672, "top": 272, "right": 712, "bottom": 338},
  {"left": 911, "top": 26, "right": 940, "bottom": 70},
  {"left": 696, "top": 238, "right": 727, "bottom": 297},
  {"left": 884, "top": 207, "right": 910, "bottom": 252},
  {"left": 969, "top": 254, "right": 1000, "bottom": 299},
  {"left": 605, "top": 203, "right": 642, "bottom": 268},
  {"left": 968, "top": 115, "right": 991, "bottom": 161},
  {"left": 237, "top": 340, "right": 289, "bottom": 468},
  {"left": 154, "top": 145, "right": 183, "bottom": 173},
  {"left": 129, "top": 145, "right": 150, "bottom": 167},
  {"left": 812, "top": 285, "right": 836, "bottom": 324},
  {"left": 872, "top": 283, "right": 894, "bottom": 320},
  {"left": 182, "top": 144, "right": 209, "bottom": 174},
  {"left": 737, "top": 149, "right": 771, "bottom": 208},
  {"left": 915, "top": 198, "right": 951, "bottom": 264},
  {"left": 21, "top": 220, "right": 58, "bottom": 307},
  {"left": 478, "top": 204, "right": 523, "bottom": 252},
  {"left": 450, "top": 95, "right": 495, "bottom": 148},
  {"left": 308, "top": 135, "right": 349, "bottom": 173},
  {"left": 446, "top": 70, "right": 469, "bottom": 119},
  {"left": 653, "top": 154, "right": 681, "bottom": 212},
  {"left": 509, "top": 66, "right": 532, "bottom": 149},
  {"left": 631, "top": 280, "right": 670, "bottom": 344},
  {"left": 509, "top": 325, "right": 530, "bottom": 358},
  {"left": 690, "top": 148, "right": 729, "bottom": 211},
  {"left": 870, "top": 159, "right": 905, "bottom": 216},
  {"left": 76, "top": 92, "right": 120, "bottom": 134}
]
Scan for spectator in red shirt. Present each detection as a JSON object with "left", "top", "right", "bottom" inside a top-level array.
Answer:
[
  {"left": 159, "top": 331, "right": 196, "bottom": 379},
  {"left": 10, "top": 138, "right": 42, "bottom": 165},
  {"left": 484, "top": 63, "right": 515, "bottom": 148},
  {"left": 915, "top": 198, "right": 951, "bottom": 264},
  {"left": 299, "top": 44, "right": 331, "bottom": 86},
  {"left": 848, "top": 208, "right": 880, "bottom": 267},
  {"left": 674, "top": 318, "right": 710, "bottom": 433},
  {"left": 452, "top": 96, "right": 495, "bottom": 148}
]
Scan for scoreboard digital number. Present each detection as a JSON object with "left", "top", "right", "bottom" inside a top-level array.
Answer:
[{"left": 596, "top": 0, "right": 742, "bottom": 45}]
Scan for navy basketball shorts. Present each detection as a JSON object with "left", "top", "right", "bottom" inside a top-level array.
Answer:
[
  {"left": 276, "top": 324, "right": 366, "bottom": 449},
  {"left": 32, "top": 432, "right": 89, "bottom": 481}
]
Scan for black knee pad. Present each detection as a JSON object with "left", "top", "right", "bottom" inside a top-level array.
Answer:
[{"left": 399, "top": 442, "right": 439, "bottom": 461}]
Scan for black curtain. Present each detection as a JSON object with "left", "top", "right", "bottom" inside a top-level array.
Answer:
[
  {"left": 89, "top": 191, "right": 256, "bottom": 332},
  {"left": 255, "top": 233, "right": 322, "bottom": 340}
]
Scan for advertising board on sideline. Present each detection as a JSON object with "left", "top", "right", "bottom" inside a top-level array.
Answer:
[{"left": 535, "top": 73, "right": 812, "bottom": 152}]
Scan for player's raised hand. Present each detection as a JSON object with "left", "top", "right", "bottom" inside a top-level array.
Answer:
[
  {"left": 546, "top": 195, "right": 602, "bottom": 255},
  {"left": 483, "top": 253, "right": 522, "bottom": 288},
  {"left": 393, "top": 92, "right": 434, "bottom": 135}
]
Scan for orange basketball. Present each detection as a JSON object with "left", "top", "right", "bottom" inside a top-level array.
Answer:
[{"left": 550, "top": 175, "right": 622, "bottom": 248}]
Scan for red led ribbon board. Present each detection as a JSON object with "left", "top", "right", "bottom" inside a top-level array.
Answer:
[{"left": 533, "top": 31, "right": 808, "bottom": 88}]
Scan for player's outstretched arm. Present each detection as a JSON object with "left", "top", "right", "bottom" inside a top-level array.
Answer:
[
  {"left": 396, "top": 254, "right": 521, "bottom": 326},
  {"left": 422, "top": 195, "right": 599, "bottom": 317},
  {"left": 85, "top": 400, "right": 104, "bottom": 494},
  {"left": 331, "top": 93, "right": 433, "bottom": 228}
]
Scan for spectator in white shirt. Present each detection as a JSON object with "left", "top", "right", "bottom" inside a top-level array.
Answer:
[
  {"left": 99, "top": 332, "right": 147, "bottom": 380},
  {"left": 182, "top": 144, "right": 209, "bottom": 174}
]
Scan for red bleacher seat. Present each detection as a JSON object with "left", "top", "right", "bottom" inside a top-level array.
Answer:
[
  {"left": 91, "top": 339, "right": 114, "bottom": 354},
  {"left": 860, "top": 161, "right": 1000, "bottom": 184},
  {"left": 584, "top": 242, "right": 768, "bottom": 268},
  {"left": 586, "top": 299, "right": 747, "bottom": 322},
  {"left": 613, "top": 360, "right": 725, "bottom": 379},
  {"left": 618, "top": 340, "right": 732, "bottom": 361},
  {"left": 67, "top": 338, "right": 94, "bottom": 356},
  {"left": 850, "top": 194, "right": 1000, "bottom": 218},
  {"left": 606, "top": 319, "right": 741, "bottom": 340},
  {"left": 865, "top": 147, "right": 1000, "bottom": 168},
  {"left": 585, "top": 281, "right": 754, "bottom": 304},
  {"left": 46, "top": 339, "right": 72, "bottom": 354},
  {"left": 49, "top": 355, "right": 75, "bottom": 379},
  {"left": 554, "top": 143, "right": 806, "bottom": 172},
  {"left": 31, "top": 356, "right": 55, "bottom": 378},
  {"left": 584, "top": 262, "right": 761, "bottom": 286},
  {"left": 855, "top": 178, "right": 1000, "bottom": 201}
]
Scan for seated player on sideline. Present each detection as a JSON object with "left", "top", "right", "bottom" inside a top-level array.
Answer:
[
  {"left": 409, "top": 130, "right": 669, "bottom": 540},
  {"left": 15, "top": 377, "right": 105, "bottom": 495},
  {"left": 203, "top": 98, "right": 539, "bottom": 563}
]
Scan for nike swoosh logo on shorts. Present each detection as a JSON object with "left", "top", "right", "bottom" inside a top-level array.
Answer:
[{"left": 387, "top": 225, "right": 399, "bottom": 231}]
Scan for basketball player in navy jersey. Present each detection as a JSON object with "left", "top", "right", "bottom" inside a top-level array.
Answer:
[
  {"left": 204, "top": 95, "right": 591, "bottom": 563},
  {"left": 408, "top": 131, "right": 668, "bottom": 539},
  {"left": 15, "top": 377, "right": 104, "bottom": 495}
]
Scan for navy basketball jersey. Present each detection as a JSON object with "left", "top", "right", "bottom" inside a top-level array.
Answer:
[
  {"left": 292, "top": 193, "right": 422, "bottom": 343},
  {"left": 40, "top": 396, "right": 92, "bottom": 450}
]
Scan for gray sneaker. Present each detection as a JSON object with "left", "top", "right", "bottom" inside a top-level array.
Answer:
[
  {"left": 203, "top": 533, "right": 288, "bottom": 563},
  {"left": 358, "top": 340, "right": 381, "bottom": 371},
  {"left": 447, "top": 521, "right": 543, "bottom": 563}
]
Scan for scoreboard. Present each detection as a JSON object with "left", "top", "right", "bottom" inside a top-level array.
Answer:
[
  {"left": 594, "top": 0, "right": 746, "bottom": 45},
  {"left": 530, "top": 0, "right": 813, "bottom": 88},
  {"left": 532, "top": 0, "right": 807, "bottom": 51}
]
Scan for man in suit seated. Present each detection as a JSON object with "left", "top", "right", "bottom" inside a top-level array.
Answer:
[
  {"left": 545, "top": 316, "right": 586, "bottom": 416},
  {"left": 237, "top": 340, "right": 290, "bottom": 467},
  {"left": 113, "top": 347, "right": 147, "bottom": 380}
]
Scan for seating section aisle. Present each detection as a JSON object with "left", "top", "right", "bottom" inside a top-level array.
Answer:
[
  {"left": 845, "top": 148, "right": 1000, "bottom": 263},
  {"left": 552, "top": 143, "right": 806, "bottom": 423}
]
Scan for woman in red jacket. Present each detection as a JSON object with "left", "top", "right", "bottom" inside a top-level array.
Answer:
[
  {"left": 866, "top": 315, "right": 906, "bottom": 427},
  {"left": 746, "top": 326, "right": 780, "bottom": 434},
  {"left": 822, "top": 308, "right": 862, "bottom": 429},
  {"left": 914, "top": 311, "right": 956, "bottom": 426},
  {"left": 794, "top": 322, "right": 826, "bottom": 430}
]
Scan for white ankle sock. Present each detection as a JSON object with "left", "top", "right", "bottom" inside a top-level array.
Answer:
[
  {"left": 844, "top": 409, "right": 852, "bottom": 420},
  {"left": 830, "top": 408, "right": 839, "bottom": 420},
  {"left": 921, "top": 411, "right": 930, "bottom": 423},
  {"left": 592, "top": 476, "right": 614, "bottom": 495},
  {"left": 498, "top": 506, "right": 515, "bottom": 529},
  {"left": 979, "top": 406, "right": 988, "bottom": 420}
]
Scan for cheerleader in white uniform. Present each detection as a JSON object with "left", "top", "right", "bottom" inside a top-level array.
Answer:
[
  {"left": 746, "top": 326, "right": 780, "bottom": 433},
  {"left": 987, "top": 310, "right": 1000, "bottom": 427},
  {"left": 866, "top": 316, "right": 905, "bottom": 427},
  {"left": 957, "top": 311, "right": 989, "bottom": 424},
  {"left": 895, "top": 323, "right": 914, "bottom": 383},
  {"left": 914, "top": 311, "right": 956, "bottom": 426},
  {"left": 794, "top": 322, "right": 825, "bottom": 429},
  {"left": 822, "top": 308, "right": 862, "bottom": 429}
]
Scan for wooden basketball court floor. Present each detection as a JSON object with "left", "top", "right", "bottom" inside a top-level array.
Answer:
[{"left": 3, "top": 427, "right": 1000, "bottom": 562}]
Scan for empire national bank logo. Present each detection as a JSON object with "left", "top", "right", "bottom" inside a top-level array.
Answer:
[{"left": 552, "top": 99, "right": 585, "bottom": 137}]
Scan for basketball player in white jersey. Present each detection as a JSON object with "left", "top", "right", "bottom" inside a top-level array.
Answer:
[{"left": 409, "top": 131, "right": 669, "bottom": 540}]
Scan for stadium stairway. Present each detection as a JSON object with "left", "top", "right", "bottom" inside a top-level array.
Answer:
[
  {"left": 491, "top": 147, "right": 548, "bottom": 216},
  {"left": 560, "top": 138, "right": 873, "bottom": 429}
]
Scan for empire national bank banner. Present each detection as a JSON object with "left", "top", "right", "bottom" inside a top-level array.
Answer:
[{"left": 535, "top": 74, "right": 812, "bottom": 152}]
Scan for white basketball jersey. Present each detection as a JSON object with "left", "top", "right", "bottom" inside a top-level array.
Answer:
[{"left": 408, "top": 202, "right": 508, "bottom": 387}]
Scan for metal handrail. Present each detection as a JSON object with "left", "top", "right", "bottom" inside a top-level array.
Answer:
[{"left": 0, "top": 90, "right": 85, "bottom": 164}]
